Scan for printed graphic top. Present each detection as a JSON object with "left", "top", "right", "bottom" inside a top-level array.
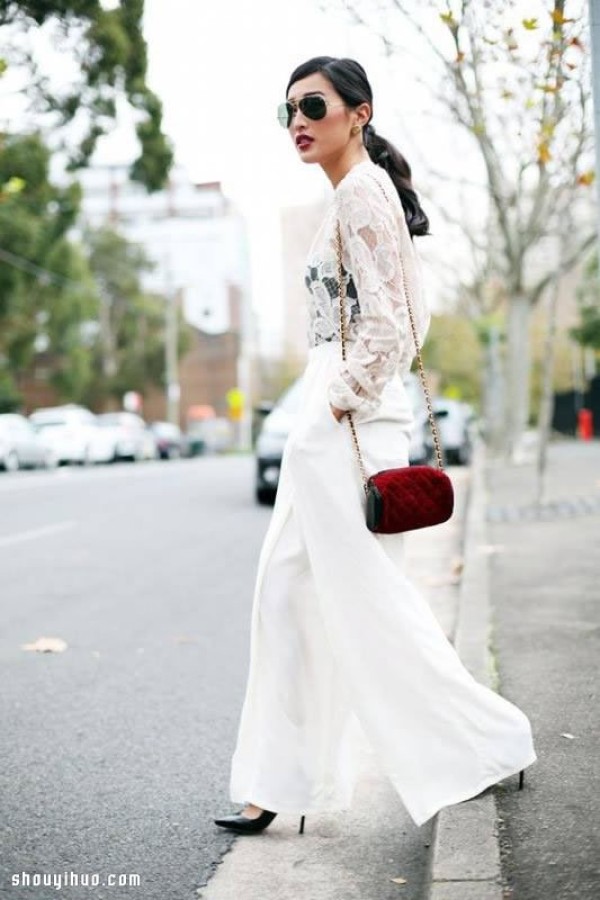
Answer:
[{"left": 304, "top": 157, "right": 431, "bottom": 420}]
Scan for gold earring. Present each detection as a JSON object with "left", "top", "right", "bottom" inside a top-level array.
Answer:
[{"left": 351, "top": 124, "right": 361, "bottom": 135}]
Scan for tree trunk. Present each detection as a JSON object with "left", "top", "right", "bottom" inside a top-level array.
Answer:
[
  {"left": 505, "top": 292, "right": 531, "bottom": 459},
  {"left": 535, "top": 279, "right": 559, "bottom": 505},
  {"left": 99, "top": 291, "right": 117, "bottom": 381},
  {"left": 483, "top": 325, "right": 505, "bottom": 456}
]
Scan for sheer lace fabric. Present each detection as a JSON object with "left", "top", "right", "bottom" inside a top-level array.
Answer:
[{"left": 304, "top": 159, "right": 430, "bottom": 420}]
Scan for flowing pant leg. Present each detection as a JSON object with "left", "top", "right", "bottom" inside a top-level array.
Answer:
[
  {"left": 282, "top": 374, "right": 536, "bottom": 828},
  {"left": 229, "top": 495, "right": 368, "bottom": 814}
]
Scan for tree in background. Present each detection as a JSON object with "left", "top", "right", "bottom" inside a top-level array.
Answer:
[
  {"left": 333, "top": 0, "right": 595, "bottom": 457},
  {"left": 82, "top": 225, "right": 191, "bottom": 409},
  {"left": 421, "top": 313, "right": 482, "bottom": 404},
  {"left": 0, "top": 131, "right": 97, "bottom": 411},
  {"left": 0, "top": 0, "right": 173, "bottom": 189},
  {"left": 0, "top": 138, "right": 190, "bottom": 411},
  {"left": 570, "top": 250, "right": 600, "bottom": 350}
]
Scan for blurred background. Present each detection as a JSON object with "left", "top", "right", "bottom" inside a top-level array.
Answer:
[{"left": 0, "top": 0, "right": 597, "bottom": 477}]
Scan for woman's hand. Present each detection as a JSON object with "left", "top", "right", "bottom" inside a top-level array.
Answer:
[{"left": 329, "top": 403, "right": 347, "bottom": 423}]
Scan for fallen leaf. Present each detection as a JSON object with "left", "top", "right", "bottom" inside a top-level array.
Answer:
[{"left": 21, "top": 636, "right": 68, "bottom": 653}]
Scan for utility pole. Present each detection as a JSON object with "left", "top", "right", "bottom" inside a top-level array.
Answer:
[
  {"left": 584, "top": 1, "right": 599, "bottom": 398},
  {"left": 236, "top": 227, "right": 255, "bottom": 452},
  {"left": 163, "top": 251, "right": 181, "bottom": 426}
]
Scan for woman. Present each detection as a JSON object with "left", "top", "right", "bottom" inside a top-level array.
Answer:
[{"left": 214, "top": 56, "right": 536, "bottom": 835}]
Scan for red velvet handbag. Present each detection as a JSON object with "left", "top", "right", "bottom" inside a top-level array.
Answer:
[{"left": 334, "top": 198, "right": 454, "bottom": 535}]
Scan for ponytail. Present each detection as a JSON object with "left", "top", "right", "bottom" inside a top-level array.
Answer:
[{"left": 364, "top": 124, "right": 430, "bottom": 239}]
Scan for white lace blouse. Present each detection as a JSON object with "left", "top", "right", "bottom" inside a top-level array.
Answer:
[{"left": 304, "top": 158, "right": 431, "bottom": 420}]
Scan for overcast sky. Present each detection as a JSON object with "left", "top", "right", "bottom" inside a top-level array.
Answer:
[
  {"left": 99, "top": 0, "right": 453, "bottom": 349},
  {"left": 2, "top": 0, "right": 564, "bottom": 352}
]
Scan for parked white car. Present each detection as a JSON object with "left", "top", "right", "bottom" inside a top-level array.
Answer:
[
  {"left": 426, "top": 398, "right": 475, "bottom": 465},
  {"left": 29, "top": 405, "right": 116, "bottom": 465},
  {"left": 96, "top": 412, "right": 157, "bottom": 461},
  {"left": 0, "top": 414, "right": 57, "bottom": 471}
]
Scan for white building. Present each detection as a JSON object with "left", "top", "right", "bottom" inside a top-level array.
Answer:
[
  {"left": 75, "top": 163, "right": 258, "bottom": 444},
  {"left": 76, "top": 162, "right": 252, "bottom": 337}
]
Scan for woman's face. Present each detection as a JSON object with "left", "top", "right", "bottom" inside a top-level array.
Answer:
[{"left": 284, "top": 72, "right": 368, "bottom": 165}]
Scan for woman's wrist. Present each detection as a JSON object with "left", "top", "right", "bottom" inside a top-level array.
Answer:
[{"left": 329, "top": 403, "right": 347, "bottom": 422}]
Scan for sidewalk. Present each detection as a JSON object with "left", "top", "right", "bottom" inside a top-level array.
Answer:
[
  {"left": 198, "top": 470, "right": 470, "bottom": 900},
  {"left": 199, "top": 438, "right": 599, "bottom": 899},
  {"left": 429, "top": 437, "right": 600, "bottom": 900},
  {"left": 486, "top": 439, "right": 600, "bottom": 899}
]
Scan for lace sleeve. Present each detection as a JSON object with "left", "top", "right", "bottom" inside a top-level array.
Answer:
[{"left": 327, "top": 169, "right": 414, "bottom": 417}]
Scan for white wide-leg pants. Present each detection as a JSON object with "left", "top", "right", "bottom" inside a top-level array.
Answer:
[{"left": 229, "top": 341, "right": 537, "bottom": 827}]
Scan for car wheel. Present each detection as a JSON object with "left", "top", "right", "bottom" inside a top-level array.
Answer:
[
  {"left": 256, "top": 487, "right": 276, "bottom": 506},
  {"left": 3, "top": 451, "right": 19, "bottom": 472}
]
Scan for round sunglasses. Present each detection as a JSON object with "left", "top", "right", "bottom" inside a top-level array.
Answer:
[{"left": 277, "top": 95, "right": 347, "bottom": 129}]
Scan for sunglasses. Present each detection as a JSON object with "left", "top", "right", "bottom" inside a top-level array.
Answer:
[{"left": 277, "top": 95, "right": 347, "bottom": 129}]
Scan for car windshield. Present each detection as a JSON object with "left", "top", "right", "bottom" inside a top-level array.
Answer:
[
  {"left": 153, "top": 423, "right": 179, "bottom": 437},
  {"left": 32, "top": 419, "right": 66, "bottom": 428},
  {"left": 97, "top": 415, "right": 122, "bottom": 426}
]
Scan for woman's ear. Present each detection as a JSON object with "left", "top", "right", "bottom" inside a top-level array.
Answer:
[{"left": 356, "top": 101, "right": 371, "bottom": 128}]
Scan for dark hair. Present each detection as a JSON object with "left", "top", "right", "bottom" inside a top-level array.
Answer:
[{"left": 286, "top": 56, "right": 430, "bottom": 239}]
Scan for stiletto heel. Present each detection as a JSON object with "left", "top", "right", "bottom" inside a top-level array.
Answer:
[
  {"left": 298, "top": 814, "right": 306, "bottom": 834},
  {"left": 518, "top": 769, "right": 524, "bottom": 790},
  {"left": 214, "top": 807, "right": 278, "bottom": 834}
]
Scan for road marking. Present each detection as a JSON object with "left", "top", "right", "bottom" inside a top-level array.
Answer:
[{"left": 0, "top": 521, "right": 76, "bottom": 548}]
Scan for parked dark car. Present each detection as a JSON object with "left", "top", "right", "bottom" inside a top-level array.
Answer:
[
  {"left": 148, "top": 421, "right": 185, "bottom": 460},
  {"left": 254, "top": 380, "right": 303, "bottom": 505},
  {"left": 254, "top": 373, "right": 431, "bottom": 506}
]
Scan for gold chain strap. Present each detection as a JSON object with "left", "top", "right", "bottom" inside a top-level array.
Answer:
[{"left": 334, "top": 174, "right": 445, "bottom": 495}]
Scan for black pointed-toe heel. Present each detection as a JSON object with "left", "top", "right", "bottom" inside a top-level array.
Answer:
[
  {"left": 213, "top": 808, "right": 278, "bottom": 834},
  {"left": 518, "top": 769, "right": 524, "bottom": 791},
  {"left": 298, "top": 815, "right": 306, "bottom": 834}
]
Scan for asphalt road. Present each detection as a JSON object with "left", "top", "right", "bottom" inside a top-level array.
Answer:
[
  {"left": 0, "top": 457, "right": 270, "bottom": 899},
  {"left": 0, "top": 457, "right": 436, "bottom": 900}
]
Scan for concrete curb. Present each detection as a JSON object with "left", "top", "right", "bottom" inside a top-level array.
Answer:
[{"left": 427, "top": 441, "right": 504, "bottom": 899}]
